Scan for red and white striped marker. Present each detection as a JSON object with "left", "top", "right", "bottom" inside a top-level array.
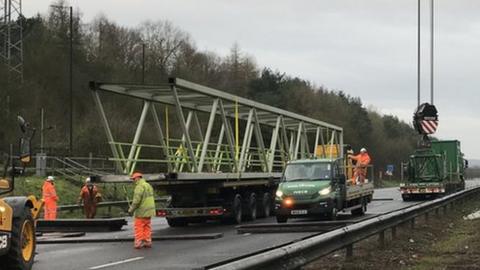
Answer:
[{"left": 421, "top": 120, "right": 438, "bottom": 134}]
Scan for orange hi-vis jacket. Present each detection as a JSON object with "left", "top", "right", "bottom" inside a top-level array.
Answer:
[
  {"left": 79, "top": 184, "right": 100, "bottom": 219},
  {"left": 79, "top": 184, "right": 99, "bottom": 205},
  {"left": 350, "top": 153, "right": 371, "bottom": 167},
  {"left": 42, "top": 180, "right": 58, "bottom": 220}
]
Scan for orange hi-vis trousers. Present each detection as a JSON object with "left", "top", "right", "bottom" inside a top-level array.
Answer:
[
  {"left": 134, "top": 217, "right": 152, "bottom": 247},
  {"left": 43, "top": 201, "right": 57, "bottom": 220}
]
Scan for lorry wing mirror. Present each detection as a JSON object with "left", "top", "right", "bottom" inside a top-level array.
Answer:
[{"left": 465, "top": 160, "right": 469, "bottom": 169}]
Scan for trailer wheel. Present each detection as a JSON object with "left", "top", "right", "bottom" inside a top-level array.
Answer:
[
  {"left": 0, "top": 206, "right": 35, "bottom": 270},
  {"left": 328, "top": 206, "right": 338, "bottom": 220},
  {"left": 351, "top": 199, "right": 367, "bottom": 216},
  {"left": 245, "top": 193, "right": 257, "bottom": 221},
  {"left": 166, "top": 218, "right": 188, "bottom": 227},
  {"left": 276, "top": 215, "right": 287, "bottom": 223},
  {"left": 460, "top": 180, "right": 466, "bottom": 191},
  {"left": 232, "top": 194, "right": 243, "bottom": 224},
  {"left": 259, "top": 192, "right": 271, "bottom": 218}
]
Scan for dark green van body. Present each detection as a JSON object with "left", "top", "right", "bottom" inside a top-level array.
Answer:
[
  {"left": 274, "top": 158, "right": 374, "bottom": 222},
  {"left": 400, "top": 140, "right": 466, "bottom": 201}
]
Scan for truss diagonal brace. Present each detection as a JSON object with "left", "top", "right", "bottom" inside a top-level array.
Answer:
[
  {"left": 198, "top": 99, "right": 218, "bottom": 172},
  {"left": 268, "top": 116, "right": 281, "bottom": 172},
  {"left": 126, "top": 101, "right": 150, "bottom": 174},
  {"left": 91, "top": 90, "right": 123, "bottom": 173},
  {"left": 150, "top": 105, "right": 172, "bottom": 171},
  {"left": 294, "top": 122, "right": 303, "bottom": 159},
  {"left": 239, "top": 109, "right": 253, "bottom": 172},
  {"left": 218, "top": 99, "right": 238, "bottom": 172},
  {"left": 253, "top": 109, "right": 268, "bottom": 172},
  {"left": 171, "top": 85, "right": 198, "bottom": 172}
]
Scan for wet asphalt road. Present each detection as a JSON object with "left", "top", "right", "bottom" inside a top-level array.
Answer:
[{"left": 34, "top": 180, "right": 480, "bottom": 270}]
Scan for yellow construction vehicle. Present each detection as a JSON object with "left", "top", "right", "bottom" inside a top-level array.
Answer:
[{"left": 0, "top": 116, "right": 43, "bottom": 270}]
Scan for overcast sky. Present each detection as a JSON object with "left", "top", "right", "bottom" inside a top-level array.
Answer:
[{"left": 25, "top": 0, "right": 480, "bottom": 159}]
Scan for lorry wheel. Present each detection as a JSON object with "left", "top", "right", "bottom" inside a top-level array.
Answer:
[
  {"left": 232, "top": 194, "right": 243, "bottom": 224},
  {"left": 0, "top": 206, "right": 35, "bottom": 270},
  {"left": 360, "top": 201, "right": 367, "bottom": 214},
  {"left": 276, "top": 215, "right": 287, "bottom": 223},
  {"left": 402, "top": 194, "right": 411, "bottom": 202},
  {"left": 328, "top": 207, "right": 338, "bottom": 220},
  {"left": 351, "top": 200, "right": 366, "bottom": 216},
  {"left": 245, "top": 193, "right": 257, "bottom": 221},
  {"left": 260, "top": 192, "right": 271, "bottom": 218},
  {"left": 166, "top": 218, "right": 188, "bottom": 227},
  {"left": 221, "top": 194, "right": 243, "bottom": 224}
]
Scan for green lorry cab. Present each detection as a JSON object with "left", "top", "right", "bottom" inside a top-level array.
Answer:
[
  {"left": 275, "top": 158, "right": 374, "bottom": 223},
  {"left": 400, "top": 140, "right": 466, "bottom": 201}
]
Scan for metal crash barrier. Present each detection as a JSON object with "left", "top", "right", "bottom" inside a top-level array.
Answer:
[{"left": 209, "top": 185, "right": 480, "bottom": 270}]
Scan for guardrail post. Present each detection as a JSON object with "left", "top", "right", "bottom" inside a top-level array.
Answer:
[
  {"left": 391, "top": 226, "right": 397, "bottom": 239},
  {"left": 113, "top": 184, "right": 118, "bottom": 201},
  {"left": 459, "top": 197, "right": 465, "bottom": 207},
  {"left": 443, "top": 205, "right": 447, "bottom": 214},
  {"left": 425, "top": 212, "right": 429, "bottom": 222},
  {"left": 346, "top": 244, "right": 353, "bottom": 259},
  {"left": 88, "top": 152, "right": 93, "bottom": 171},
  {"left": 410, "top": 218, "right": 415, "bottom": 229},
  {"left": 378, "top": 230, "right": 385, "bottom": 248}
]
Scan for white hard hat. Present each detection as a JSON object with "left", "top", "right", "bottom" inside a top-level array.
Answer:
[
  {"left": 85, "top": 177, "right": 91, "bottom": 183},
  {"left": 360, "top": 148, "right": 367, "bottom": 152},
  {"left": 47, "top": 176, "right": 55, "bottom": 181}
]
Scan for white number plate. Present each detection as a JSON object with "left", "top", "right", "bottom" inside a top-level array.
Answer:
[
  {"left": 0, "top": 235, "right": 8, "bottom": 250},
  {"left": 291, "top": 209, "right": 307, "bottom": 215}
]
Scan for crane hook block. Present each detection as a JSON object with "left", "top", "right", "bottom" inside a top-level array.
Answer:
[{"left": 413, "top": 103, "right": 438, "bottom": 135}]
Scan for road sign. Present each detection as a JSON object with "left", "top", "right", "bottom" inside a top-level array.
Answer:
[{"left": 386, "top": 165, "right": 394, "bottom": 176}]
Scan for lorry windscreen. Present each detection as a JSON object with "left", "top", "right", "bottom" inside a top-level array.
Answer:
[{"left": 283, "top": 163, "right": 331, "bottom": 182}]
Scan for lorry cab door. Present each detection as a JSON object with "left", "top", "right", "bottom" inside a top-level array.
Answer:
[{"left": 333, "top": 161, "right": 346, "bottom": 208}]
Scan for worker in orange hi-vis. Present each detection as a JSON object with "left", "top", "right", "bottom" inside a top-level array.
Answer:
[
  {"left": 128, "top": 172, "right": 155, "bottom": 249},
  {"left": 42, "top": 176, "right": 58, "bottom": 220},
  {"left": 348, "top": 148, "right": 371, "bottom": 185},
  {"left": 78, "top": 177, "right": 102, "bottom": 219}
]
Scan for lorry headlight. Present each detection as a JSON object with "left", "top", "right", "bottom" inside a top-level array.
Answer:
[
  {"left": 319, "top": 187, "right": 331, "bottom": 196},
  {"left": 0, "top": 206, "right": 5, "bottom": 213},
  {"left": 275, "top": 190, "right": 283, "bottom": 198}
]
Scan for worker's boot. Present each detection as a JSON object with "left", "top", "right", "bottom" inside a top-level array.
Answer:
[
  {"left": 134, "top": 240, "right": 143, "bottom": 249},
  {"left": 144, "top": 241, "right": 152, "bottom": 248}
]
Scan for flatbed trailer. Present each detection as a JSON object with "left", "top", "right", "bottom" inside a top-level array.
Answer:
[{"left": 90, "top": 78, "right": 343, "bottom": 226}]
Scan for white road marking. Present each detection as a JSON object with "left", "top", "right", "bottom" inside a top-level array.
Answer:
[{"left": 89, "top": 257, "right": 144, "bottom": 269}]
